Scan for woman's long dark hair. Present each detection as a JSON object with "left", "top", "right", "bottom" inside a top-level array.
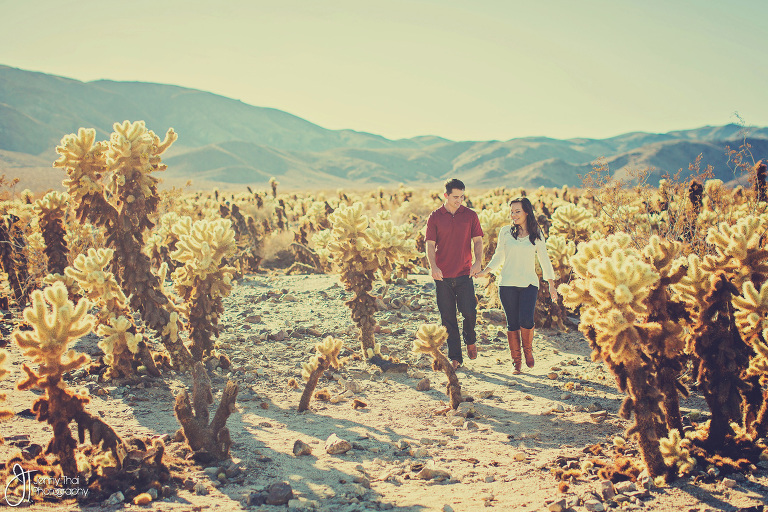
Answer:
[{"left": 510, "top": 197, "right": 542, "bottom": 245}]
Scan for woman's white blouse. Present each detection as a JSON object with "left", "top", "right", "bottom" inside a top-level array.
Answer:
[{"left": 485, "top": 226, "right": 556, "bottom": 287}]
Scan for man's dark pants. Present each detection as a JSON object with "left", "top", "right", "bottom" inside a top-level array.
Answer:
[{"left": 435, "top": 275, "right": 477, "bottom": 363}]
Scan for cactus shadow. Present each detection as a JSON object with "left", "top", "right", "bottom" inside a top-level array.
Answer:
[
  {"left": 217, "top": 399, "right": 432, "bottom": 511},
  {"left": 672, "top": 479, "right": 767, "bottom": 511},
  {"left": 113, "top": 371, "right": 429, "bottom": 511}
]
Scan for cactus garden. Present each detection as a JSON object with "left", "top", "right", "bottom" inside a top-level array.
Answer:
[{"left": 1, "top": 122, "right": 768, "bottom": 511}]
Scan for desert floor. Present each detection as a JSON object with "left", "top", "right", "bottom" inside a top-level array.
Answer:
[{"left": 1, "top": 272, "right": 767, "bottom": 512}]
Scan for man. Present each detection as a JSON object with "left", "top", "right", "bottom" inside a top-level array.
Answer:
[{"left": 425, "top": 178, "right": 483, "bottom": 369}]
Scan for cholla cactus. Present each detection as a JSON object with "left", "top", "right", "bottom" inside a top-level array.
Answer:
[
  {"left": 413, "top": 324, "right": 462, "bottom": 409},
  {"left": 54, "top": 122, "right": 194, "bottom": 371},
  {"left": 559, "top": 234, "right": 684, "bottom": 478},
  {"left": 174, "top": 362, "right": 238, "bottom": 461},
  {"left": 34, "top": 191, "right": 69, "bottom": 275},
  {"left": 0, "top": 216, "right": 25, "bottom": 304},
  {"left": 170, "top": 218, "right": 237, "bottom": 360},
  {"left": 673, "top": 215, "right": 768, "bottom": 446},
  {"left": 311, "top": 229, "right": 334, "bottom": 271},
  {"left": 12, "top": 282, "right": 125, "bottom": 476},
  {"left": 298, "top": 336, "right": 344, "bottom": 412},
  {"left": 478, "top": 208, "right": 508, "bottom": 308},
  {"left": 14, "top": 283, "right": 94, "bottom": 385},
  {"left": 64, "top": 248, "right": 156, "bottom": 378},
  {"left": 659, "top": 429, "right": 696, "bottom": 475},
  {"left": 326, "top": 203, "right": 380, "bottom": 356},
  {"left": 144, "top": 211, "right": 183, "bottom": 270},
  {"left": 368, "top": 211, "right": 422, "bottom": 285},
  {"left": 549, "top": 203, "right": 598, "bottom": 243}
]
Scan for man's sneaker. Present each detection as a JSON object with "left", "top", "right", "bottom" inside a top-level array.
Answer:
[
  {"left": 467, "top": 344, "right": 478, "bottom": 360},
  {"left": 451, "top": 360, "right": 462, "bottom": 370}
]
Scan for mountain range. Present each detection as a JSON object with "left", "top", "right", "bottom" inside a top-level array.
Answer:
[{"left": 1, "top": 64, "right": 766, "bottom": 193}]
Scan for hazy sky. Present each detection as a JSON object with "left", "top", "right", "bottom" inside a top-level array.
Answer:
[{"left": 1, "top": 0, "right": 766, "bottom": 141}]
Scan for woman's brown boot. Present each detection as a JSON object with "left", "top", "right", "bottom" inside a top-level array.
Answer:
[
  {"left": 521, "top": 327, "right": 535, "bottom": 368},
  {"left": 507, "top": 331, "right": 522, "bottom": 374}
]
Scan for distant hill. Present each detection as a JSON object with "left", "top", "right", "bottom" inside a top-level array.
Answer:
[{"left": 1, "top": 64, "right": 767, "bottom": 193}]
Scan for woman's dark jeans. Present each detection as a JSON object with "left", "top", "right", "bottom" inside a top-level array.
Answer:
[
  {"left": 499, "top": 285, "right": 539, "bottom": 331},
  {"left": 435, "top": 275, "right": 477, "bottom": 363}
]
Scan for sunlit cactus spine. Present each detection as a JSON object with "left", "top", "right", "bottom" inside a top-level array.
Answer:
[
  {"left": 34, "top": 191, "right": 70, "bottom": 276},
  {"left": 54, "top": 121, "right": 194, "bottom": 371},
  {"left": 298, "top": 336, "right": 344, "bottom": 412}
]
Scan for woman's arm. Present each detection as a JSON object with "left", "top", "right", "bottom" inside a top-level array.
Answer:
[{"left": 536, "top": 238, "right": 558, "bottom": 300}]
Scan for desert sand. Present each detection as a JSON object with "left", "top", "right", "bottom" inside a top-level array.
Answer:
[{"left": 1, "top": 271, "right": 767, "bottom": 511}]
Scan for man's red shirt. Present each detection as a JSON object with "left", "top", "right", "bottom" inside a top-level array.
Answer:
[{"left": 425, "top": 205, "right": 483, "bottom": 278}]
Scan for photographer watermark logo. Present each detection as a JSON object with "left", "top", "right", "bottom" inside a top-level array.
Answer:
[{"left": 4, "top": 463, "right": 89, "bottom": 506}]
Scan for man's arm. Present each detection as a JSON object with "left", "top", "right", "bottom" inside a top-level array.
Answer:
[
  {"left": 426, "top": 240, "right": 443, "bottom": 280},
  {"left": 470, "top": 235, "right": 483, "bottom": 276}
]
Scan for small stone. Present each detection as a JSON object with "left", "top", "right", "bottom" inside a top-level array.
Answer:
[
  {"left": 266, "top": 481, "right": 294, "bottom": 505},
  {"left": 443, "top": 506, "right": 455, "bottom": 512},
  {"left": 245, "top": 315, "right": 262, "bottom": 323},
  {"left": 345, "top": 379, "right": 363, "bottom": 394},
  {"left": 420, "top": 437, "right": 434, "bottom": 445},
  {"left": 293, "top": 439, "right": 313, "bottom": 456},
  {"left": 513, "top": 451, "right": 526, "bottom": 462},
  {"left": 133, "top": 493, "right": 152, "bottom": 505},
  {"left": 721, "top": 478, "right": 737, "bottom": 488},
  {"left": 105, "top": 491, "right": 125, "bottom": 506},
  {"left": 484, "top": 475, "right": 495, "bottom": 483},
  {"left": 246, "top": 491, "right": 267, "bottom": 506},
  {"left": 547, "top": 372, "right": 558, "bottom": 380},
  {"left": 614, "top": 481, "right": 637, "bottom": 494},
  {"left": 478, "top": 390, "right": 494, "bottom": 399},
  {"left": 194, "top": 481, "right": 208, "bottom": 495},
  {"left": 584, "top": 499, "right": 606, "bottom": 511},
  {"left": 398, "top": 439, "right": 410, "bottom": 450},
  {"left": 464, "top": 420, "right": 479, "bottom": 430},
  {"left": 416, "top": 378, "right": 431, "bottom": 391},
  {"left": 548, "top": 499, "right": 567, "bottom": 512},
  {"left": 456, "top": 402, "right": 476, "bottom": 417},
  {"left": 411, "top": 370, "right": 426, "bottom": 379},
  {"left": 600, "top": 480, "right": 616, "bottom": 500},
  {"left": 415, "top": 467, "right": 451, "bottom": 481},
  {"left": 352, "top": 475, "right": 371, "bottom": 489},
  {"left": 325, "top": 433, "right": 352, "bottom": 454}
]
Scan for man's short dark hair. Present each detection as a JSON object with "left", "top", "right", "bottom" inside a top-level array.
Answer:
[{"left": 444, "top": 178, "right": 465, "bottom": 195}]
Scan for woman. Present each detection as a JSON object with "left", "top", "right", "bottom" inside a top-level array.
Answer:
[{"left": 475, "top": 197, "right": 557, "bottom": 374}]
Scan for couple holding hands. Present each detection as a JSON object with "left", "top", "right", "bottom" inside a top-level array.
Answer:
[{"left": 425, "top": 179, "right": 557, "bottom": 373}]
